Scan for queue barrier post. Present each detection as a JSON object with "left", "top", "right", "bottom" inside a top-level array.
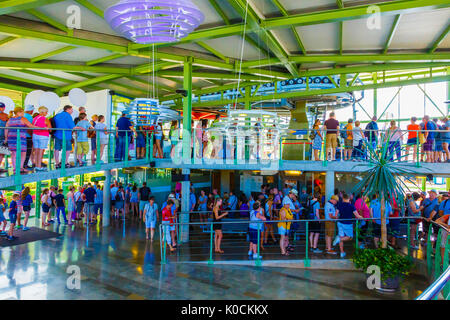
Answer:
[
  {"left": 208, "top": 221, "right": 214, "bottom": 265},
  {"left": 125, "top": 131, "right": 129, "bottom": 167},
  {"left": 427, "top": 223, "right": 433, "bottom": 276},
  {"left": 355, "top": 220, "right": 359, "bottom": 250},
  {"left": 407, "top": 218, "right": 411, "bottom": 259},
  {"left": 416, "top": 130, "right": 420, "bottom": 168},
  {"left": 256, "top": 222, "right": 261, "bottom": 267},
  {"left": 304, "top": 221, "right": 310, "bottom": 267},
  {"left": 442, "top": 236, "right": 450, "bottom": 299},
  {"left": 434, "top": 228, "right": 443, "bottom": 280}
]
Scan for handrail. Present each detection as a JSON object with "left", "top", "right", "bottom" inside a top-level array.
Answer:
[{"left": 416, "top": 266, "right": 450, "bottom": 300}]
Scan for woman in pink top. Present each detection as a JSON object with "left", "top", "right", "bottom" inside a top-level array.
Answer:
[
  {"left": 355, "top": 194, "right": 370, "bottom": 247},
  {"left": 32, "top": 106, "right": 52, "bottom": 171}
]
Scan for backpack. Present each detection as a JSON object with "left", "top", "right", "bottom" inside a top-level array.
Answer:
[
  {"left": 115, "top": 192, "right": 122, "bottom": 201},
  {"left": 340, "top": 124, "right": 349, "bottom": 139},
  {"left": 364, "top": 121, "right": 375, "bottom": 139},
  {"left": 307, "top": 200, "right": 319, "bottom": 220}
]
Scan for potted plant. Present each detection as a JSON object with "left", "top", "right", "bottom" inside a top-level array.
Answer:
[{"left": 352, "top": 247, "right": 413, "bottom": 291}]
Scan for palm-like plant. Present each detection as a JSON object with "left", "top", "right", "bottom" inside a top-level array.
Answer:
[{"left": 352, "top": 130, "right": 424, "bottom": 248}]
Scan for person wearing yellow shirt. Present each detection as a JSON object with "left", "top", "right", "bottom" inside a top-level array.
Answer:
[
  {"left": 278, "top": 202, "right": 293, "bottom": 256},
  {"left": 343, "top": 119, "right": 353, "bottom": 161}
]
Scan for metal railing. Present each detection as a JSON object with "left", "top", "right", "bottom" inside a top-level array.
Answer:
[{"left": 157, "top": 213, "right": 449, "bottom": 299}]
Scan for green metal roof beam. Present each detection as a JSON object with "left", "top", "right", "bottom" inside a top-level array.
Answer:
[
  {"left": 228, "top": 0, "right": 299, "bottom": 77},
  {"left": 74, "top": 0, "right": 104, "bottom": 18},
  {"left": 57, "top": 74, "right": 123, "bottom": 94},
  {"left": 0, "top": 81, "right": 33, "bottom": 92},
  {"left": 339, "top": 21, "right": 343, "bottom": 55},
  {"left": 262, "top": 0, "right": 450, "bottom": 29},
  {"left": 0, "top": 71, "right": 59, "bottom": 88},
  {"left": 0, "top": 0, "right": 65, "bottom": 15},
  {"left": 197, "top": 41, "right": 230, "bottom": 63},
  {"left": 180, "top": 75, "right": 450, "bottom": 108},
  {"left": 428, "top": 23, "right": 450, "bottom": 53},
  {"left": 272, "top": 0, "right": 307, "bottom": 55},
  {"left": 336, "top": 0, "right": 344, "bottom": 9},
  {"left": 29, "top": 45, "right": 76, "bottom": 63},
  {"left": 157, "top": 71, "right": 273, "bottom": 82},
  {"left": 126, "top": 76, "right": 173, "bottom": 92},
  {"left": 382, "top": 14, "right": 402, "bottom": 54},
  {"left": 0, "top": 60, "right": 131, "bottom": 74},
  {"left": 0, "top": 36, "right": 17, "bottom": 47},
  {"left": 86, "top": 53, "right": 126, "bottom": 66},
  {"left": 242, "top": 53, "right": 450, "bottom": 68},
  {"left": 208, "top": 0, "right": 230, "bottom": 25},
  {"left": 27, "top": 8, "right": 68, "bottom": 33}
]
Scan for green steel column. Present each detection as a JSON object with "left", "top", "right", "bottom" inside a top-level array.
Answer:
[
  {"left": 373, "top": 73, "right": 378, "bottom": 118},
  {"left": 35, "top": 181, "right": 41, "bottom": 219},
  {"left": 245, "top": 85, "right": 251, "bottom": 162},
  {"left": 283, "top": 100, "right": 308, "bottom": 160},
  {"left": 182, "top": 57, "right": 193, "bottom": 163}
]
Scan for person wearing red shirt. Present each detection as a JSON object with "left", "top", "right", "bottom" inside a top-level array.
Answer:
[
  {"left": 162, "top": 200, "right": 176, "bottom": 252},
  {"left": 388, "top": 194, "right": 401, "bottom": 249}
]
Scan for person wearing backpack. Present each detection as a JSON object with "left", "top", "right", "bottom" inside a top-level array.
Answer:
[
  {"left": 308, "top": 193, "right": 322, "bottom": 253},
  {"left": 342, "top": 119, "right": 353, "bottom": 161},
  {"left": 364, "top": 116, "right": 379, "bottom": 151},
  {"left": 278, "top": 202, "right": 293, "bottom": 256},
  {"left": 114, "top": 186, "right": 125, "bottom": 219},
  {"left": 323, "top": 195, "right": 339, "bottom": 254}
]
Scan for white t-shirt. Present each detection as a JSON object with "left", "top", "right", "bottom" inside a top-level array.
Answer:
[
  {"left": 282, "top": 195, "right": 295, "bottom": 211},
  {"left": 324, "top": 201, "right": 336, "bottom": 220}
]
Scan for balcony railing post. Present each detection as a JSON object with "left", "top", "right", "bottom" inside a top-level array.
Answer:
[
  {"left": 35, "top": 180, "right": 41, "bottom": 219},
  {"left": 146, "top": 131, "right": 150, "bottom": 162},
  {"left": 96, "top": 129, "right": 101, "bottom": 170},
  {"left": 279, "top": 136, "right": 283, "bottom": 167},
  {"left": 322, "top": 132, "right": 327, "bottom": 167},
  {"left": 208, "top": 221, "right": 214, "bottom": 265},
  {"left": 355, "top": 220, "right": 359, "bottom": 250},
  {"left": 14, "top": 129, "right": 21, "bottom": 187},
  {"left": 150, "top": 133, "right": 154, "bottom": 161},
  {"left": 443, "top": 236, "right": 450, "bottom": 298},
  {"left": 61, "top": 132, "right": 66, "bottom": 175},
  {"left": 48, "top": 137, "right": 53, "bottom": 171},
  {"left": 125, "top": 131, "right": 129, "bottom": 167},
  {"left": 159, "top": 223, "right": 165, "bottom": 265},
  {"left": 416, "top": 130, "right": 420, "bottom": 168},
  {"left": 163, "top": 224, "right": 167, "bottom": 264}
]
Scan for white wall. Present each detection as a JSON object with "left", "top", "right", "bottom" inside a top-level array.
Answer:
[{"left": 59, "top": 89, "right": 111, "bottom": 127}]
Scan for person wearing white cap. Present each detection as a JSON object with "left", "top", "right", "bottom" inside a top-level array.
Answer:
[
  {"left": 282, "top": 188, "right": 297, "bottom": 211},
  {"left": 23, "top": 104, "right": 34, "bottom": 170}
]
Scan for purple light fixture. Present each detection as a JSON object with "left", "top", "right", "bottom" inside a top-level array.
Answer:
[{"left": 105, "top": 0, "right": 205, "bottom": 44}]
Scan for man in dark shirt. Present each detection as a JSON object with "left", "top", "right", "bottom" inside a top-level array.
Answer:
[
  {"left": 115, "top": 112, "right": 136, "bottom": 162},
  {"left": 54, "top": 189, "right": 67, "bottom": 224},
  {"left": 334, "top": 194, "right": 362, "bottom": 258},
  {"left": 83, "top": 183, "right": 97, "bottom": 225},
  {"left": 364, "top": 116, "right": 379, "bottom": 151},
  {"left": 139, "top": 182, "right": 152, "bottom": 219},
  {"left": 324, "top": 112, "right": 339, "bottom": 161}
]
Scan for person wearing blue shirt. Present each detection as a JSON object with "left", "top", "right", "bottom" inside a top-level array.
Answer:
[
  {"left": 421, "top": 115, "right": 437, "bottom": 163},
  {"left": 364, "top": 116, "right": 379, "bottom": 150},
  {"left": 228, "top": 191, "right": 237, "bottom": 211},
  {"left": 153, "top": 121, "right": 164, "bottom": 159},
  {"left": 115, "top": 112, "right": 136, "bottom": 162},
  {"left": 189, "top": 190, "right": 196, "bottom": 212},
  {"left": 83, "top": 183, "right": 97, "bottom": 225},
  {"left": 197, "top": 190, "right": 208, "bottom": 223},
  {"left": 54, "top": 105, "right": 76, "bottom": 168},
  {"left": 94, "top": 186, "right": 103, "bottom": 218},
  {"left": 334, "top": 194, "right": 363, "bottom": 257},
  {"left": 370, "top": 194, "right": 392, "bottom": 248},
  {"left": 441, "top": 117, "right": 450, "bottom": 162},
  {"left": 439, "top": 192, "right": 450, "bottom": 216},
  {"left": 75, "top": 113, "right": 93, "bottom": 166},
  {"left": 309, "top": 193, "right": 322, "bottom": 254}
]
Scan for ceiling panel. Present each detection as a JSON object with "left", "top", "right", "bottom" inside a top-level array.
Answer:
[
  {"left": 295, "top": 22, "right": 339, "bottom": 52},
  {"left": 343, "top": 16, "right": 396, "bottom": 51},
  {"left": 0, "top": 37, "right": 67, "bottom": 59}
]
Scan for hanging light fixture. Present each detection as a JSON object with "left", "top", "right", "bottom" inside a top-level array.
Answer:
[{"left": 105, "top": 0, "right": 205, "bottom": 44}]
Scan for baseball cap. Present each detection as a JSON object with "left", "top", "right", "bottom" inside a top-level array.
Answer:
[
  {"left": 24, "top": 104, "right": 34, "bottom": 112},
  {"left": 290, "top": 189, "right": 298, "bottom": 196},
  {"left": 331, "top": 195, "right": 339, "bottom": 201},
  {"left": 168, "top": 194, "right": 175, "bottom": 199},
  {"left": 0, "top": 102, "right": 5, "bottom": 108},
  {"left": 428, "top": 189, "right": 438, "bottom": 194}
]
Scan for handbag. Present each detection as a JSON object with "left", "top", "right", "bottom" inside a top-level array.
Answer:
[{"left": 418, "top": 132, "right": 426, "bottom": 144}]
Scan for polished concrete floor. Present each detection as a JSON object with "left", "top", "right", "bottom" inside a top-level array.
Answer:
[{"left": 0, "top": 216, "right": 430, "bottom": 300}]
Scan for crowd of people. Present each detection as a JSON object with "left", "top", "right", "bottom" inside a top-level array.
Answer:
[
  {"left": 0, "top": 180, "right": 448, "bottom": 263},
  {"left": 314, "top": 112, "right": 450, "bottom": 163}
]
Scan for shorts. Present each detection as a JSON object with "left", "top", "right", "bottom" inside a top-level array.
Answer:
[
  {"left": 91, "top": 138, "right": 96, "bottom": 150},
  {"left": 337, "top": 222, "right": 353, "bottom": 238},
  {"left": 100, "top": 138, "right": 108, "bottom": 145},
  {"left": 93, "top": 204, "right": 103, "bottom": 215},
  {"left": 9, "top": 212, "right": 17, "bottom": 224},
  {"left": 423, "top": 139, "right": 434, "bottom": 152},
  {"left": 77, "top": 141, "right": 89, "bottom": 155},
  {"left": 55, "top": 137, "right": 72, "bottom": 152},
  {"left": 278, "top": 226, "right": 288, "bottom": 236},
  {"left": 169, "top": 225, "right": 176, "bottom": 232},
  {"left": 115, "top": 201, "right": 124, "bottom": 209},
  {"left": 388, "top": 218, "right": 401, "bottom": 238},
  {"left": 42, "top": 204, "right": 50, "bottom": 213},
  {"left": 136, "top": 136, "right": 146, "bottom": 148},
  {"left": 76, "top": 201, "right": 83, "bottom": 213},
  {"left": 326, "top": 134, "right": 337, "bottom": 149},
  {"left": 435, "top": 141, "right": 443, "bottom": 152},
  {"left": 325, "top": 221, "right": 335, "bottom": 237},
  {"left": 344, "top": 138, "right": 353, "bottom": 149},
  {"left": 111, "top": 200, "right": 116, "bottom": 208},
  {"left": 407, "top": 137, "right": 417, "bottom": 146},
  {"left": 145, "top": 220, "right": 156, "bottom": 229},
  {"left": 33, "top": 135, "right": 49, "bottom": 149},
  {"left": 309, "top": 221, "right": 321, "bottom": 233},
  {"left": 248, "top": 228, "right": 259, "bottom": 244},
  {"left": 139, "top": 200, "right": 149, "bottom": 212},
  {"left": 23, "top": 205, "right": 31, "bottom": 212}
]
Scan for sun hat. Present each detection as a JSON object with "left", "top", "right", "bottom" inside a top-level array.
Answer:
[
  {"left": 331, "top": 195, "right": 339, "bottom": 201},
  {"left": 290, "top": 189, "right": 298, "bottom": 196}
]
